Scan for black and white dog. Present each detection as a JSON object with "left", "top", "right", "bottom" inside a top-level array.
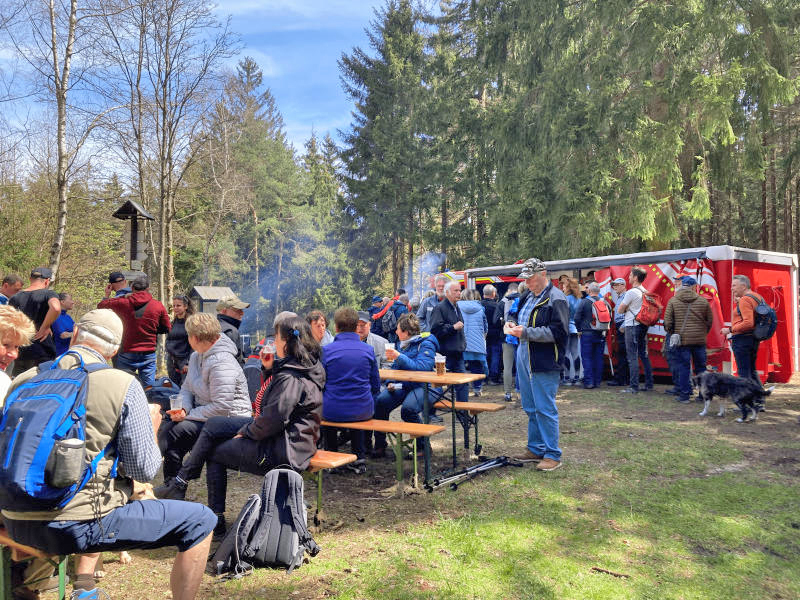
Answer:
[{"left": 693, "top": 371, "right": 774, "bottom": 423}]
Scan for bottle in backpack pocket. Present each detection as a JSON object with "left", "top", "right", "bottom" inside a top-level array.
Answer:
[{"left": 46, "top": 438, "right": 86, "bottom": 488}]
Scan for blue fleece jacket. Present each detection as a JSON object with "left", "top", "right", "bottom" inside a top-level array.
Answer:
[
  {"left": 457, "top": 300, "right": 487, "bottom": 354},
  {"left": 389, "top": 333, "right": 439, "bottom": 393},
  {"left": 321, "top": 332, "right": 380, "bottom": 422}
]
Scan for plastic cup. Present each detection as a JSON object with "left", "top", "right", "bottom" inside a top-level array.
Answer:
[
  {"left": 261, "top": 341, "right": 276, "bottom": 362},
  {"left": 169, "top": 394, "right": 182, "bottom": 412},
  {"left": 384, "top": 342, "right": 395, "bottom": 358}
]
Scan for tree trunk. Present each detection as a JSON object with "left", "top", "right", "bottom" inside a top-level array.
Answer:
[
  {"left": 274, "top": 236, "right": 284, "bottom": 321},
  {"left": 708, "top": 181, "right": 715, "bottom": 245},
  {"left": 770, "top": 147, "right": 777, "bottom": 252},
  {"left": 47, "top": 0, "right": 79, "bottom": 283},
  {"left": 407, "top": 211, "right": 414, "bottom": 293},
  {"left": 441, "top": 194, "right": 448, "bottom": 271}
]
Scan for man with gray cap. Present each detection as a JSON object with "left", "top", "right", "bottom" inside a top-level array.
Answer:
[
  {"left": 2, "top": 309, "right": 216, "bottom": 600},
  {"left": 356, "top": 310, "right": 390, "bottom": 368},
  {"left": 504, "top": 258, "right": 568, "bottom": 471},
  {"left": 604, "top": 277, "right": 629, "bottom": 387},
  {"left": 217, "top": 294, "right": 250, "bottom": 364},
  {"left": 664, "top": 276, "right": 713, "bottom": 403},
  {"left": 9, "top": 267, "right": 61, "bottom": 376},
  {"left": 98, "top": 274, "right": 170, "bottom": 388}
]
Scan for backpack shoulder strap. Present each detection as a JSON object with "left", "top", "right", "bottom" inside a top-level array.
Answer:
[{"left": 284, "top": 470, "right": 320, "bottom": 573}]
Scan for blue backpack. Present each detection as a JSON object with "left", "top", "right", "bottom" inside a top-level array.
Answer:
[{"left": 0, "top": 351, "right": 115, "bottom": 512}]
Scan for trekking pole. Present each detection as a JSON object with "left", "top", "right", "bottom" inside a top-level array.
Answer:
[
  {"left": 425, "top": 456, "right": 518, "bottom": 492},
  {"left": 449, "top": 457, "right": 509, "bottom": 490}
]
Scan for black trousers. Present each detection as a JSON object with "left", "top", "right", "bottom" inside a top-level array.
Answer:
[
  {"left": 177, "top": 416, "right": 269, "bottom": 514},
  {"left": 157, "top": 419, "right": 205, "bottom": 479}
]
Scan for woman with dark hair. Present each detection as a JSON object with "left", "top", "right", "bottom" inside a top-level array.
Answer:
[
  {"left": 165, "top": 294, "right": 195, "bottom": 385},
  {"left": 155, "top": 316, "right": 324, "bottom": 536},
  {"left": 563, "top": 278, "right": 583, "bottom": 385}
]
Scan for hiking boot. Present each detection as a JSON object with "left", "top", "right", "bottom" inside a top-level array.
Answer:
[
  {"left": 153, "top": 478, "right": 187, "bottom": 500},
  {"left": 213, "top": 513, "right": 227, "bottom": 539},
  {"left": 343, "top": 459, "right": 367, "bottom": 475},
  {"left": 473, "top": 389, "right": 482, "bottom": 397},
  {"left": 369, "top": 446, "right": 388, "bottom": 459},
  {"left": 512, "top": 449, "right": 543, "bottom": 463},
  {"left": 677, "top": 397, "right": 691, "bottom": 404},
  {"left": 536, "top": 458, "right": 562, "bottom": 471},
  {"left": 621, "top": 387, "right": 638, "bottom": 394},
  {"left": 644, "top": 384, "right": 654, "bottom": 391},
  {"left": 69, "top": 588, "right": 110, "bottom": 600},
  {"left": 428, "top": 414, "right": 444, "bottom": 425},
  {"left": 504, "top": 393, "right": 513, "bottom": 402},
  {"left": 664, "top": 388, "right": 678, "bottom": 395}
]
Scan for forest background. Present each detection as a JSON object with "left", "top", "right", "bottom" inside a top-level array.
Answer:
[{"left": 1, "top": 0, "right": 799, "bottom": 338}]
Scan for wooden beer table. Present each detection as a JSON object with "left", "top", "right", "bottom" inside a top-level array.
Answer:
[{"left": 379, "top": 369, "right": 485, "bottom": 481}]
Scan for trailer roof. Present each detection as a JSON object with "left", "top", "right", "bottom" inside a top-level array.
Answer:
[{"left": 465, "top": 245, "right": 797, "bottom": 279}]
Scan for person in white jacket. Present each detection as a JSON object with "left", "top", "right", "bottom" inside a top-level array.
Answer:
[{"left": 158, "top": 312, "right": 251, "bottom": 484}]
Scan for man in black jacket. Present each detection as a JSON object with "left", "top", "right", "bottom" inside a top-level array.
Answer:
[
  {"left": 481, "top": 284, "right": 503, "bottom": 385},
  {"left": 216, "top": 294, "right": 250, "bottom": 364},
  {"left": 429, "top": 280, "right": 468, "bottom": 404}
]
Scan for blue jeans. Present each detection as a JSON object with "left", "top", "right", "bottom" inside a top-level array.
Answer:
[
  {"left": 444, "top": 352, "right": 468, "bottom": 403},
  {"left": 465, "top": 357, "right": 487, "bottom": 392},
  {"left": 116, "top": 350, "right": 157, "bottom": 389},
  {"left": 579, "top": 331, "right": 605, "bottom": 387},
  {"left": 674, "top": 345, "right": 706, "bottom": 400},
  {"left": 486, "top": 340, "right": 503, "bottom": 383},
  {"left": 517, "top": 362, "right": 561, "bottom": 460},
  {"left": 731, "top": 333, "right": 761, "bottom": 386},
  {"left": 624, "top": 324, "right": 653, "bottom": 390},
  {"left": 373, "top": 386, "right": 426, "bottom": 449}
]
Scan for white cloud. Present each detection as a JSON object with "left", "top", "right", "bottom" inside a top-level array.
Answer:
[
  {"left": 214, "top": 0, "right": 377, "bottom": 30},
  {"left": 226, "top": 48, "right": 280, "bottom": 78}
]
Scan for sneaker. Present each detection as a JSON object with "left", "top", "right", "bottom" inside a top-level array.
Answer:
[
  {"left": 428, "top": 414, "right": 444, "bottom": 425},
  {"left": 664, "top": 388, "right": 679, "bottom": 395},
  {"left": 644, "top": 384, "right": 654, "bottom": 391},
  {"left": 153, "top": 478, "right": 187, "bottom": 500},
  {"left": 70, "top": 588, "right": 110, "bottom": 600},
  {"left": 621, "top": 387, "right": 638, "bottom": 394},
  {"left": 213, "top": 512, "right": 227, "bottom": 539},
  {"left": 677, "top": 397, "right": 691, "bottom": 404},
  {"left": 344, "top": 459, "right": 367, "bottom": 475},
  {"left": 512, "top": 449, "right": 543, "bottom": 463},
  {"left": 473, "top": 390, "right": 482, "bottom": 397},
  {"left": 536, "top": 458, "right": 562, "bottom": 471},
  {"left": 606, "top": 381, "right": 624, "bottom": 387},
  {"left": 504, "top": 393, "right": 513, "bottom": 402}
]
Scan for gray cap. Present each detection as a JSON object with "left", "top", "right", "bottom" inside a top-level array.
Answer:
[
  {"left": 357, "top": 311, "right": 371, "bottom": 323},
  {"left": 217, "top": 295, "right": 250, "bottom": 311},
  {"left": 518, "top": 258, "right": 546, "bottom": 279},
  {"left": 611, "top": 277, "right": 626, "bottom": 285},
  {"left": 77, "top": 309, "right": 123, "bottom": 345}
]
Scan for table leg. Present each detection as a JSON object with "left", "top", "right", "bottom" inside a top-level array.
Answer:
[
  {"left": 58, "top": 556, "right": 66, "bottom": 600},
  {"left": 412, "top": 438, "right": 418, "bottom": 488},
  {"left": 394, "top": 434, "right": 404, "bottom": 484},
  {"left": 451, "top": 385, "right": 457, "bottom": 469},
  {"left": 0, "top": 547, "right": 11, "bottom": 600},
  {"left": 423, "top": 383, "right": 431, "bottom": 483}
]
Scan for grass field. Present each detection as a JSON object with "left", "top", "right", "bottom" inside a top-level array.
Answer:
[{"left": 83, "top": 381, "right": 799, "bottom": 599}]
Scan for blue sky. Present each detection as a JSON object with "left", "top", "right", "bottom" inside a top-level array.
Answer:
[{"left": 216, "top": 0, "right": 387, "bottom": 151}]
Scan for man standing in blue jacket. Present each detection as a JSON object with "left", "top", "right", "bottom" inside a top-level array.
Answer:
[
  {"left": 505, "top": 258, "right": 569, "bottom": 471},
  {"left": 322, "top": 307, "right": 380, "bottom": 474}
]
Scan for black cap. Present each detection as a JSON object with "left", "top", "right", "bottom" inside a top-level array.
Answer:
[
  {"left": 109, "top": 271, "right": 126, "bottom": 284},
  {"left": 31, "top": 267, "right": 53, "bottom": 280}
]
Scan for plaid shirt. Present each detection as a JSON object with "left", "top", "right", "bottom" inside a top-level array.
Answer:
[{"left": 77, "top": 346, "right": 162, "bottom": 482}]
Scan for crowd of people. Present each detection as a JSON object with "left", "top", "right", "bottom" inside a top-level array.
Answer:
[{"left": 0, "top": 261, "right": 774, "bottom": 599}]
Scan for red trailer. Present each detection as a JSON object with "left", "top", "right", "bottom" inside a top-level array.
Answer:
[{"left": 463, "top": 246, "right": 798, "bottom": 383}]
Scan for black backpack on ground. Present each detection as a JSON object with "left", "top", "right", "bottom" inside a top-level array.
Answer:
[{"left": 210, "top": 468, "right": 320, "bottom": 578}]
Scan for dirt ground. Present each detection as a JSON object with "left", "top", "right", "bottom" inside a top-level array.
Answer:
[{"left": 86, "top": 376, "right": 799, "bottom": 599}]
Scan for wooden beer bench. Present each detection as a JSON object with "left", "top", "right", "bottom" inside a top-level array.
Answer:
[
  {"left": 306, "top": 449, "right": 357, "bottom": 525},
  {"left": 431, "top": 400, "right": 505, "bottom": 456},
  {"left": 0, "top": 527, "right": 68, "bottom": 600},
  {"left": 320, "top": 419, "right": 445, "bottom": 489}
]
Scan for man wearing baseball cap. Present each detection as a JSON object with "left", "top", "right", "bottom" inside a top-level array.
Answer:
[
  {"left": 106, "top": 271, "right": 131, "bottom": 297},
  {"left": 504, "top": 258, "right": 569, "bottom": 471},
  {"left": 9, "top": 267, "right": 61, "bottom": 376},
  {"left": 217, "top": 294, "right": 250, "bottom": 364},
  {"left": 368, "top": 295, "right": 384, "bottom": 336},
  {"left": 604, "top": 277, "right": 629, "bottom": 386},
  {"left": 3, "top": 309, "right": 216, "bottom": 600},
  {"left": 664, "top": 275, "right": 713, "bottom": 403}
]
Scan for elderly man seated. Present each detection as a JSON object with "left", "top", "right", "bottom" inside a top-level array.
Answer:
[{"left": 2, "top": 309, "right": 217, "bottom": 600}]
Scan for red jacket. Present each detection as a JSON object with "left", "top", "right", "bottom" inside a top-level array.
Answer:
[{"left": 98, "top": 291, "right": 171, "bottom": 352}]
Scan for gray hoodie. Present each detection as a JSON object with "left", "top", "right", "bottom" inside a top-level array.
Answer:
[{"left": 178, "top": 333, "right": 252, "bottom": 421}]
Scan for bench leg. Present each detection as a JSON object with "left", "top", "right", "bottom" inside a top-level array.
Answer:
[
  {"left": 393, "top": 434, "right": 404, "bottom": 484},
  {"left": 57, "top": 556, "right": 66, "bottom": 600},
  {"left": 316, "top": 471, "right": 323, "bottom": 525},
  {"left": 473, "top": 414, "right": 482, "bottom": 456},
  {"left": 0, "top": 546, "right": 11, "bottom": 600},
  {"left": 412, "top": 438, "right": 418, "bottom": 489}
]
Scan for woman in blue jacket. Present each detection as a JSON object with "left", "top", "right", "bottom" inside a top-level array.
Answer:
[
  {"left": 458, "top": 288, "right": 488, "bottom": 396},
  {"left": 372, "top": 313, "right": 439, "bottom": 458},
  {"left": 563, "top": 278, "right": 583, "bottom": 385}
]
